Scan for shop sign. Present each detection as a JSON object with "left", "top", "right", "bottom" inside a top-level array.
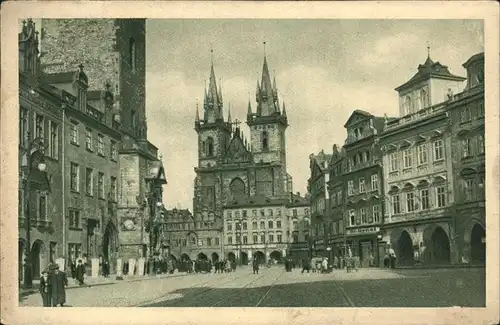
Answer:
[{"left": 346, "top": 226, "right": 380, "bottom": 236}]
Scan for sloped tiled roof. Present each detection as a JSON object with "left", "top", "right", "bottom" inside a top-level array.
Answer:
[
  {"left": 287, "top": 192, "right": 310, "bottom": 207},
  {"left": 395, "top": 55, "right": 466, "bottom": 91},
  {"left": 225, "top": 195, "right": 287, "bottom": 208}
]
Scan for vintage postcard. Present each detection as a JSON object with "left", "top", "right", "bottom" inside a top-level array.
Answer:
[{"left": 1, "top": 1, "right": 499, "bottom": 325}]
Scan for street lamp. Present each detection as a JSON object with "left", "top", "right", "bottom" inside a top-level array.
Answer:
[{"left": 21, "top": 132, "right": 47, "bottom": 289}]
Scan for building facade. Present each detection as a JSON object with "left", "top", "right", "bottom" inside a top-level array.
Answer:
[
  {"left": 379, "top": 53, "right": 466, "bottom": 266},
  {"left": 326, "top": 145, "right": 346, "bottom": 259},
  {"left": 158, "top": 208, "right": 224, "bottom": 263},
  {"left": 307, "top": 150, "right": 331, "bottom": 257},
  {"left": 193, "top": 54, "right": 296, "bottom": 261},
  {"left": 448, "top": 53, "right": 485, "bottom": 264},
  {"left": 222, "top": 193, "right": 309, "bottom": 264},
  {"left": 19, "top": 19, "right": 64, "bottom": 280},
  {"left": 342, "top": 110, "right": 386, "bottom": 267}
]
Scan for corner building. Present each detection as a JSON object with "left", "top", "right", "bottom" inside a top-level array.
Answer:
[
  {"left": 379, "top": 53, "right": 466, "bottom": 266},
  {"left": 193, "top": 54, "right": 301, "bottom": 262}
]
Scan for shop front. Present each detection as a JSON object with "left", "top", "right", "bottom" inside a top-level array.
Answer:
[
  {"left": 345, "top": 226, "right": 382, "bottom": 267},
  {"left": 288, "top": 242, "right": 310, "bottom": 264},
  {"left": 313, "top": 239, "right": 326, "bottom": 257}
]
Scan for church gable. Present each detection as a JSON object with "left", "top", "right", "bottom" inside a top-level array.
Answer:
[
  {"left": 343, "top": 110, "right": 372, "bottom": 128},
  {"left": 222, "top": 134, "right": 251, "bottom": 164}
]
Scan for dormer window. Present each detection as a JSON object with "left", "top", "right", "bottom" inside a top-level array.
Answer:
[
  {"left": 419, "top": 89, "right": 428, "bottom": 110},
  {"left": 404, "top": 96, "right": 412, "bottom": 115}
]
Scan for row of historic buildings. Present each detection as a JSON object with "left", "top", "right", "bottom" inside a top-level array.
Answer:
[
  {"left": 18, "top": 19, "right": 166, "bottom": 281},
  {"left": 157, "top": 54, "right": 311, "bottom": 264},
  {"left": 308, "top": 51, "right": 485, "bottom": 267}
]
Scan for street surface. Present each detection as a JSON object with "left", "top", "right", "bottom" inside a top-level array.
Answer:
[{"left": 19, "top": 266, "right": 485, "bottom": 307}]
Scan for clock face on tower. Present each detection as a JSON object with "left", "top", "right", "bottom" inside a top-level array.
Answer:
[{"left": 123, "top": 219, "right": 136, "bottom": 231}]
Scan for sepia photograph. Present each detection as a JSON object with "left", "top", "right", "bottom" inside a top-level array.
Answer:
[{"left": 1, "top": 1, "right": 499, "bottom": 325}]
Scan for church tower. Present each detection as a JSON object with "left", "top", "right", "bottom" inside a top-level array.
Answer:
[
  {"left": 194, "top": 55, "right": 232, "bottom": 169},
  {"left": 247, "top": 52, "right": 289, "bottom": 197}
]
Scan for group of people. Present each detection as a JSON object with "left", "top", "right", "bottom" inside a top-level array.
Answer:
[{"left": 39, "top": 264, "right": 68, "bottom": 307}]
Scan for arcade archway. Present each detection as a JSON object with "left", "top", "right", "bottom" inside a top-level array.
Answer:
[
  {"left": 103, "top": 222, "right": 119, "bottom": 262},
  {"left": 254, "top": 251, "right": 265, "bottom": 264},
  {"left": 168, "top": 254, "right": 177, "bottom": 262},
  {"left": 398, "top": 231, "right": 414, "bottom": 266},
  {"left": 180, "top": 253, "right": 191, "bottom": 262},
  {"left": 270, "top": 250, "right": 282, "bottom": 263},
  {"left": 211, "top": 252, "right": 219, "bottom": 262},
  {"left": 470, "top": 223, "right": 485, "bottom": 263},
  {"left": 31, "top": 240, "right": 46, "bottom": 279},
  {"left": 227, "top": 252, "right": 236, "bottom": 262},
  {"left": 197, "top": 252, "right": 208, "bottom": 261},
  {"left": 430, "top": 226, "right": 451, "bottom": 263},
  {"left": 240, "top": 251, "right": 249, "bottom": 265}
]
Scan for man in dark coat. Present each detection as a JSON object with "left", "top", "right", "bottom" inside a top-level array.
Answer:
[
  {"left": 252, "top": 257, "right": 260, "bottom": 274},
  {"left": 75, "top": 259, "right": 86, "bottom": 286},
  {"left": 49, "top": 264, "right": 68, "bottom": 307},
  {"left": 301, "top": 258, "right": 311, "bottom": 274},
  {"left": 39, "top": 269, "right": 51, "bottom": 307}
]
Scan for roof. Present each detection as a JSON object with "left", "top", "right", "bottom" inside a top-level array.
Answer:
[
  {"left": 310, "top": 150, "right": 332, "bottom": 172},
  {"left": 462, "top": 52, "right": 484, "bottom": 69},
  {"left": 395, "top": 55, "right": 466, "bottom": 92},
  {"left": 225, "top": 195, "right": 288, "bottom": 208},
  {"left": 145, "top": 160, "right": 167, "bottom": 184},
  {"left": 43, "top": 71, "right": 75, "bottom": 84},
  {"left": 343, "top": 109, "right": 373, "bottom": 128},
  {"left": 287, "top": 192, "right": 309, "bottom": 207},
  {"left": 163, "top": 208, "right": 193, "bottom": 221}
]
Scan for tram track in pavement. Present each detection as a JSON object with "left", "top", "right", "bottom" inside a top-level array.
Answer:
[{"left": 134, "top": 271, "right": 253, "bottom": 307}]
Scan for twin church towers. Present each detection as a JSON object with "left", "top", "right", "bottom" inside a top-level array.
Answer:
[{"left": 193, "top": 48, "right": 293, "bottom": 216}]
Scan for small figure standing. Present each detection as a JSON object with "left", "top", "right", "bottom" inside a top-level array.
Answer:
[
  {"left": 39, "top": 269, "right": 51, "bottom": 307},
  {"left": 252, "top": 257, "right": 260, "bottom": 274},
  {"left": 49, "top": 264, "right": 68, "bottom": 307},
  {"left": 75, "top": 259, "right": 86, "bottom": 286}
]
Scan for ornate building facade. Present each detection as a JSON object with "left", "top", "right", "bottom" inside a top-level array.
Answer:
[
  {"left": 326, "top": 145, "right": 346, "bottom": 259},
  {"left": 379, "top": 52, "right": 467, "bottom": 266},
  {"left": 19, "top": 19, "right": 166, "bottom": 282},
  {"left": 193, "top": 54, "right": 302, "bottom": 262}
]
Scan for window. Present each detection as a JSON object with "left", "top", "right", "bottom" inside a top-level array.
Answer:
[
  {"left": 305, "top": 208, "right": 309, "bottom": 216},
  {"left": 98, "top": 172, "right": 104, "bottom": 199},
  {"left": 198, "top": 238, "right": 203, "bottom": 246},
  {"left": 253, "top": 234, "right": 258, "bottom": 243},
  {"left": 348, "top": 210, "right": 355, "bottom": 226},
  {"left": 68, "top": 243, "right": 82, "bottom": 261},
  {"left": 390, "top": 152, "right": 399, "bottom": 172},
  {"left": 421, "top": 189, "right": 429, "bottom": 210},
  {"left": 277, "top": 234, "right": 282, "bottom": 242},
  {"left": 276, "top": 208, "right": 281, "bottom": 216},
  {"left": 236, "top": 236, "right": 241, "bottom": 244},
  {"left": 260, "top": 221, "right": 265, "bottom": 229},
  {"left": 262, "top": 131, "right": 269, "bottom": 150},
  {"left": 462, "top": 139, "right": 471, "bottom": 158},
  {"left": 478, "top": 103, "right": 484, "bottom": 118},
  {"left": 339, "top": 220, "right": 344, "bottom": 234},
  {"left": 276, "top": 220, "right": 281, "bottom": 228},
  {"left": 290, "top": 220, "right": 297, "bottom": 230},
  {"left": 268, "top": 220, "right": 273, "bottom": 229},
  {"left": 348, "top": 180, "right": 354, "bottom": 196},
  {"left": 461, "top": 107, "right": 471, "bottom": 122},
  {"left": 358, "top": 178, "right": 366, "bottom": 193},
  {"left": 38, "top": 194, "right": 47, "bottom": 221},
  {"left": 293, "top": 209, "right": 298, "bottom": 217},
  {"left": 260, "top": 209, "right": 265, "bottom": 217},
  {"left": 252, "top": 221, "right": 257, "bottom": 229},
  {"left": 420, "top": 89, "right": 428, "bottom": 109},
  {"left": 129, "top": 37, "right": 136, "bottom": 72},
  {"left": 242, "top": 222, "right": 247, "bottom": 230},
  {"left": 360, "top": 208, "right": 367, "bottom": 224},
  {"left": 110, "top": 177, "right": 117, "bottom": 201},
  {"left": 70, "top": 121, "right": 79, "bottom": 145},
  {"left": 110, "top": 140, "right": 117, "bottom": 160},
  {"left": 269, "top": 234, "right": 274, "bottom": 243},
  {"left": 433, "top": 140, "right": 444, "bottom": 161},
  {"left": 436, "top": 186, "right": 447, "bottom": 208},
  {"left": 227, "top": 223, "right": 232, "bottom": 231},
  {"left": 20, "top": 108, "right": 28, "bottom": 147},
  {"left": 371, "top": 174, "right": 378, "bottom": 191},
  {"left": 227, "top": 237, "right": 232, "bottom": 245},
  {"left": 243, "top": 236, "right": 248, "bottom": 244},
  {"left": 406, "top": 192, "right": 415, "bottom": 212},
  {"left": 242, "top": 210, "right": 247, "bottom": 218},
  {"left": 464, "top": 179, "right": 474, "bottom": 201},
  {"left": 70, "top": 163, "right": 80, "bottom": 192},
  {"left": 131, "top": 110, "right": 137, "bottom": 133},
  {"left": 403, "top": 149, "right": 413, "bottom": 168},
  {"left": 404, "top": 96, "right": 412, "bottom": 115},
  {"left": 85, "top": 128, "right": 93, "bottom": 151},
  {"left": 49, "top": 121, "right": 58, "bottom": 158},
  {"left": 69, "top": 210, "right": 80, "bottom": 228},
  {"left": 252, "top": 209, "right": 257, "bottom": 216},
  {"left": 478, "top": 135, "right": 485, "bottom": 154},
  {"left": 417, "top": 144, "right": 427, "bottom": 165},
  {"left": 227, "top": 211, "right": 232, "bottom": 219},
  {"left": 97, "top": 134, "right": 104, "bottom": 156},
  {"left": 292, "top": 233, "right": 299, "bottom": 243},
  {"left": 392, "top": 195, "right": 401, "bottom": 214},
  {"left": 261, "top": 234, "right": 266, "bottom": 243},
  {"left": 235, "top": 210, "right": 240, "bottom": 218},
  {"left": 85, "top": 168, "right": 93, "bottom": 196},
  {"left": 215, "top": 238, "right": 219, "bottom": 246},
  {"left": 365, "top": 151, "right": 371, "bottom": 162},
  {"left": 373, "top": 205, "right": 380, "bottom": 223},
  {"left": 35, "top": 114, "right": 44, "bottom": 139},
  {"left": 207, "top": 238, "right": 212, "bottom": 246},
  {"left": 268, "top": 209, "right": 273, "bottom": 216},
  {"left": 337, "top": 191, "right": 343, "bottom": 205}
]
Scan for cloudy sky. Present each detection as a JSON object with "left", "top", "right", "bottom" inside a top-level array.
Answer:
[{"left": 144, "top": 19, "right": 484, "bottom": 210}]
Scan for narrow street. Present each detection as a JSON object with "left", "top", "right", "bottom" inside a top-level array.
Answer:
[{"left": 19, "top": 266, "right": 485, "bottom": 307}]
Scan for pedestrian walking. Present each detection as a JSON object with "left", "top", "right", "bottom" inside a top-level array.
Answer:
[
  {"left": 301, "top": 258, "right": 310, "bottom": 274},
  {"left": 389, "top": 248, "right": 396, "bottom": 269},
  {"left": 70, "top": 259, "right": 76, "bottom": 281},
  {"left": 75, "top": 259, "right": 85, "bottom": 286},
  {"left": 252, "top": 257, "right": 260, "bottom": 274},
  {"left": 49, "top": 264, "right": 67, "bottom": 307},
  {"left": 102, "top": 259, "right": 110, "bottom": 278},
  {"left": 39, "top": 269, "right": 51, "bottom": 307},
  {"left": 321, "top": 258, "right": 328, "bottom": 274}
]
